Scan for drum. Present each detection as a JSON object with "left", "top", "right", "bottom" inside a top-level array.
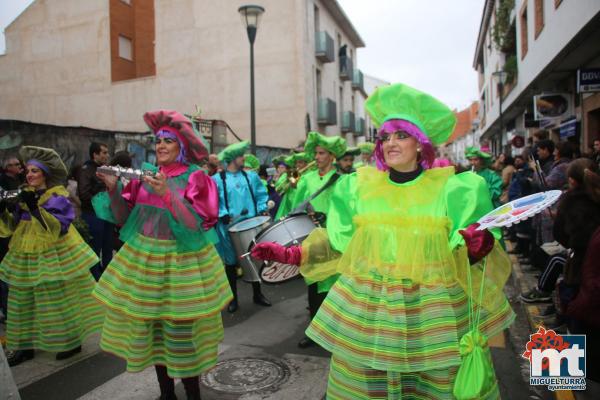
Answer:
[
  {"left": 228, "top": 216, "right": 272, "bottom": 282},
  {"left": 253, "top": 213, "right": 317, "bottom": 284}
]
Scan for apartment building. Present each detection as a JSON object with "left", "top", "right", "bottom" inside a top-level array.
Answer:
[
  {"left": 0, "top": 0, "right": 367, "bottom": 164},
  {"left": 473, "top": 0, "right": 600, "bottom": 155}
]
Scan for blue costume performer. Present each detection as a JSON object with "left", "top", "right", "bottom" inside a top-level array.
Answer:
[{"left": 212, "top": 141, "right": 271, "bottom": 313}]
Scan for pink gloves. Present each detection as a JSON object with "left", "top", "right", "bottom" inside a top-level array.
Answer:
[
  {"left": 251, "top": 242, "right": 302, "bottom": 266},
  {"left": 459, "top": 223, "right": 495, "bottom": 264}
]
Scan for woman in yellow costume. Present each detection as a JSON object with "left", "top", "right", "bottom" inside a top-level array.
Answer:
[
  {"left": 0, "top": 146, "right": 101, "bottom": 366},
  {"left": 252, "top": 83, "right": 515, "bottom": 399}
]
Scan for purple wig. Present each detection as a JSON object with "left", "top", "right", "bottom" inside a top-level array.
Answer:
[
  {"left": 156, "top": 128, "right": 187, "bottom": 164},
  {"left": 374, "top": 119, "right": 435, "bottom": 171}
]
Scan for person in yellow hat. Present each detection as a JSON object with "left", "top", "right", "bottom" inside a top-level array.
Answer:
[{"left": 252, "top": 84, "right": 514, "bottom": 399}]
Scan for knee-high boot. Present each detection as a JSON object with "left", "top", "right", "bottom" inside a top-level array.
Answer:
[
  {"left": 182, "top": 376, "right": 201, "bottom": 400},
  {"left": 154, "top": 365, "right": 177, "bottom": 400},
  {"left": 252, "top": 281, "right": 271, "bottom": 307}
]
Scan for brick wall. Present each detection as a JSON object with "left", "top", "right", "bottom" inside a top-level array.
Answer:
[{"left": 109, "top": 0, "right": 155, "bottom": 82}]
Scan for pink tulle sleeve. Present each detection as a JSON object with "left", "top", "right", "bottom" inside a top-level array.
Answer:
[
  {"left": 184, "top": 170, "right": 219, "bottom": 230},
  {"left": 110, "top": 179, "right": 141, "bottom": 225}
]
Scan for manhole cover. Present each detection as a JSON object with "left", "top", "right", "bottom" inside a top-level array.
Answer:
[{"left": 201, "top": 357, "right": 290, "bottom": 393}]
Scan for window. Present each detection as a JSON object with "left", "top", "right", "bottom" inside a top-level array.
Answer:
[
  {"left": 534, "top": 0, "right": 544, "bottom": 39},
  {"left": 314, "top": 5, "right": 320, "bottom": 33},
  {"left": 520, "top": 3, "right": 528, "bottom": 59},
  {"left": 118, "top": 35, "right": 133, "bottom": 60}
]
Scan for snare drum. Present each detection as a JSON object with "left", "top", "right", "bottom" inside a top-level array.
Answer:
[
  {"left": 228, "top": 216, "right": 272, "bottom": 282},
  {"left": 252, "top": 213, "right": 317, "bottom": 284}
]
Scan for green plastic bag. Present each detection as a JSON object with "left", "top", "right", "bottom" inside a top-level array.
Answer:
[{"left": 453, "top": 258, "right": 499, "bottom": 400}]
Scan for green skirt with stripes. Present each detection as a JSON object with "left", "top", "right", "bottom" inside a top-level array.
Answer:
[
  {"left": 0, "top": 229, "right": 102, "bottom": 352},
  {"left": 307, "top": 274, "right": 514, "bottom": 393},
  {"left": 93, "top": 234, "right": 232, "bottom": 377},
  {"left": 327, "top": 355, "right": 499, "bottom": 400}
]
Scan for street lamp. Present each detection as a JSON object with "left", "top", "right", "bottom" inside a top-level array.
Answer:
[
  {"left": 492, "top": 70, "right": 508, "bottom": 155},
  {"left": 239, "top": 4, "right": 265, "bottom": 154}
]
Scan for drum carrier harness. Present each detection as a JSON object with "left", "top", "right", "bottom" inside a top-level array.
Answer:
[{"left": 219, "top": 170, "right": 258, "bottom": 217}]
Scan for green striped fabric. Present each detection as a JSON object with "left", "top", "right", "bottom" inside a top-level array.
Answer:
[
  {"left": 93, "top": 233, "right": 232, "bottom": 320},
  {"left": 0, "top": 228, "right": 98, "bottom": 286},
  {"left": 327, "top": 355, "right": 499, "bottom": 399},
  {"left": 307, "top": 275, "right": 515, "bottom": 373},
  {"left": 7, "top": 274, "right": 103, "bottom": 351},
  {"left": 100, "top": 309, "right": 224, "bottom": 378}
]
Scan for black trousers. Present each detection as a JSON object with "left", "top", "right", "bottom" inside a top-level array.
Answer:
[{"left": 308, "top": 283, "right": 327, "bottom": 319}]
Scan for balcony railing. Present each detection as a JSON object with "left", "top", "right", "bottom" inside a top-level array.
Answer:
[
  {"left": 315, "top": 31, "right": 335, "bottom": 63},
  {"left": 317, "top": 98, "right": 337, "bottom": 126},
  {"left": 352, "top": 69, "right": 364, "bottom": 92},
  {"left": 339, "top": 57, "right": 353, "bottom": 81},
  {"left": 341, "top": 111, "right": 355, "bottom": 132},
  {"left": 354, "top": 117, "right": 365, "bottom": 136}
]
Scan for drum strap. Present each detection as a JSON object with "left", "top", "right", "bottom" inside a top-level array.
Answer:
[
  {"left": 290, "top": 172, "right": 340, "bottom": 215},
  {"left": 219, "top": 170, "right": 258, "bottom": 216}
]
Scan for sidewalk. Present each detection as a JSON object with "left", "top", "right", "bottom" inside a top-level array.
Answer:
[{"left": 507, "top": 241, "right": 575, "bottom": 400}]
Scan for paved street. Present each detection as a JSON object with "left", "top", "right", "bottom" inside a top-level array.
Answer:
[{"left": 2, "top": 271, "right": 554, "bottom": 400}]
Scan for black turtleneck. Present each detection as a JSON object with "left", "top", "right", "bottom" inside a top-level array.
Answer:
[{"left": 389, "top": 165, "right": 423, "bottom": 184}]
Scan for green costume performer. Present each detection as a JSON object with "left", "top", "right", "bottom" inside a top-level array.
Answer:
[
  {"left": 354, "top": 142, "right": 376, "bottom": 169},
  {"left": 274, "top": 152, "right": 313, "bottom": 220},
  {"left": 254, "top": 84, "right": 515, "bottom": 398},
  {"left": 465, "top": 147, "right": 503, "bottom": 208},
  {"left": 337, "top": 147, "right": 361, "bottom": 174},
  {"left": 286, "top": 132, "right": 346, "bottom": 348}
]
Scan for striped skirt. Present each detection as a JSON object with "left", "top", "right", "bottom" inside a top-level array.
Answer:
[
  {"left": 307, "top": 275, "right": 515, "bottom": 373},
  {"left": 100, "top": 310, "right": 224, "bottom": 378},
  {"left": 6, "top": 274, "right": 103, "bottom": 352},
  {"left": 93, "top": 234, "right": 232, "bottom": 320},
  {"left": 93, "top": 234, "right": 231, "bottom": 377},
  {"left": 327, "top": 355, "right": 499, "bottom": 400}
]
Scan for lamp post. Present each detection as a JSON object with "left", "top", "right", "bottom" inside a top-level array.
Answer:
[
  {"left": 492, "top": 70, "right": 508, "bottom": 155},
  {"left": 239, "top": 4, "right": 265, "bottom": 154}
]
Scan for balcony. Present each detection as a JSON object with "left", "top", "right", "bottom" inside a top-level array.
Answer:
[
  {"left": 315, "top": 31, "right": 335, "bottom": 63},
  {"left": 317, "top": 98, "right": 337, "bottom": 126},
  {"left": 341, "top": 111, "right": 355, "bottom": 133},
  {"left": 339, "top": 57, "right": 353, "bottom": 81},
  {"left": 354, "top": 117, "right": 365, "bottom": 136},
  {"left": 352, "top": 69, "right": 364, "bottom": 93}
]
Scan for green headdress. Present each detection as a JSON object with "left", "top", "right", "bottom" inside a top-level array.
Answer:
[
  {"left": 294, "top": 152, "right": 312, "bottom": 163},
  {"left": 465, "top": 146, "right": 493, "bottom": 166},
  {"left": 19, "top": 146, "right": 68, "bottom": 188},
  {"left": 272, "top": 154, "right": 289, "bottom": 167},
  {"left": 338, "top": 147, "right": 361, "bottom": 159},
  {"left": 244, "top": 154, "right": 260, "bottom": 170},
  {"left": 218, "top": 140, "right": 250, "bottom": 163},
  {"left": 357, "top": 142, "right": 375, "bottom": 155},
  {"left": 304, "top": 131, "right": 347, "bottom": 159},
  {"left": 285, "top": 152, "right": 312, "bottom": 166},
  {"left": 365, "top": 83, "right": 456, "bottom": 145}
]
